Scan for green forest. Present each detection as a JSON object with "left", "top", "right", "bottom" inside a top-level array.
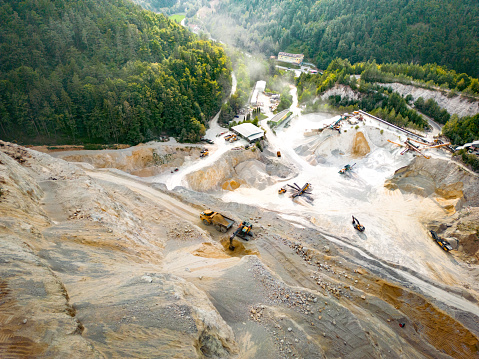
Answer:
[
  {"left": 0, "top": 0, "right": 231, "bottom": 145},
  {"left": 296, "top": 58, "right": 479, "bottom": 143},
  {"left": 203, "top": 0, "right": 478, "bottom": 78}
]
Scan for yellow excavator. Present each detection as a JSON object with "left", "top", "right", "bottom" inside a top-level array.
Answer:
[
  {"left": 229, "top": 221, "right": 253, "bottom": 250},
  {"left": 352, "top": 216, "right": 365, "bottom": 232}
]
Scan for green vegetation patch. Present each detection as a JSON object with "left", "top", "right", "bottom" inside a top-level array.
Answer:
[{"left": 169, "top": 14, "right": 185, "bottom": 23}]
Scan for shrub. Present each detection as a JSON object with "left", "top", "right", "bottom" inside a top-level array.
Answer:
[
  {"left": 380, "top": 129, "right": 384, "bottom": 135},
  {"left": 83, "top": 144, "right": 106, "bottom": 150},
  {"left": 255, "top": 141, "right": 263, "bottom": 152},
  {"left": 458, "top": 149, "right": 479, "bottom": 172}
]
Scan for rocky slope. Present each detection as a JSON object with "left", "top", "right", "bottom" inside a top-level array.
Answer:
[
  {"left": 186, "top": 149, "right": 295, "bottom": 192},
  {"left": 377, "top": 82, "right": 479, "bottom": 117},
  {"left": 386, "top": 156, "right": 479, "bottom": 261},
  {"left": 52, "top": 142, "right": 207, "bottom": 177},
  {"left": 0, "top": 141, "right": 237, "bottom": 358},
  {"left": 1, "top": 141, "right": 479, "bottom": 359},
  {"left": 320, "top": 84, "right": 362, "bottom": 102}
]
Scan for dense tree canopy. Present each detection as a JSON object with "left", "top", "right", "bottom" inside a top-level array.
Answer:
[
  {"left": 0, "top": 0, "right": 231, "bottom": 144},
  {"left": 199, "top": 0, "right": 478, "bottom": 78},
  {"left": 443, "top": 114, "right": 479, "bottom": 145}
]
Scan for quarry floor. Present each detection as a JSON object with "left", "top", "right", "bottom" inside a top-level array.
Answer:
[{"left": 5, "top": 88, "right": 478, "bottom": 358}]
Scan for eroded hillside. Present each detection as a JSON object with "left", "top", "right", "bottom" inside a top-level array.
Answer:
[{"left": 1, "top": 137, "right": 479, "bottom": 358}]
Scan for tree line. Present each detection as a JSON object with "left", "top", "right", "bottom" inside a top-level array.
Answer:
[
  {"left": 296, "top": 58, "right": 479, "bottom": 144},
  {"left": 0, "top": 0, "right": 231, "bottom": 145},
  {"left": 196, "top": 0, "right": 478, "bottom": 78}
]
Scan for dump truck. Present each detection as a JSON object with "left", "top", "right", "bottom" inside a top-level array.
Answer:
[{"left": 200, "top": 210, "right": 235, "bottom": 233}]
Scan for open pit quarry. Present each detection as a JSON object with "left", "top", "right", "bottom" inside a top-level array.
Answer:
[{"left": 1, "top": 105, "right": 479, "bottom": 358}]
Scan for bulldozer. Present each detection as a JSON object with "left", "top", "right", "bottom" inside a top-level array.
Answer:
[
  {"left": 200, "top": 210, "right": 235, "bottom": 233},
  {"left": 229, "top": 221, "right": 253, "bottom": 250}
]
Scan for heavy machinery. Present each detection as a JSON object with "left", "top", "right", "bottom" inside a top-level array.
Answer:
[
  {"left": 229, "top": 221, "right": 253, "bottom": 250},
  {"left": 278, "top": 186, "right": 286, "bottom": 194},
  {"left": 200, "top": 210, "right": 235, "bottom": 233},
  {"left": 224, "top": 134, "right": 235, "bottom": 141},
  {"left": 429, "top": 230, "right": 453, "bottom": 252},
  {"left": 388, "top": 139, "right": 430, "bottom": 159},
  {"left": 352, "top": 216, "right": 365, "bottom": 232},
  {"left": 277, "top": 151, "right": 281, "bottom": 158},
  {"left": 229, "top": 134, "right": 238, "bottom": 142},
  {"left": 287, "top": 182, "right": 312, "bottom": 198},
  {"left": 200, "top": 149, "right": 209, "bottom": 158},
  {"left": 339, "top": 163, "right": 356, "bottom": 174}
]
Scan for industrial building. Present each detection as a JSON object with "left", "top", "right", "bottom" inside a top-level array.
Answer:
[
  {"left": 231, "top": 123, "right": 265, "bottom": 143},
  {"left": 455, "top": 140, "right": 479, "bottom": 153},
  {"left": 278, "top": 52, "right": 304, "bottom": 65},
  {"left": 250, "top": 80, "right": 267, "bottom": 106}
]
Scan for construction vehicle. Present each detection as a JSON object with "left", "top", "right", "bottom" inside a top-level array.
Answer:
[
  {"left": 229, "top": 221, "right": 253, "bottom": 250},
  {"left": 229, "top": 134, "right": 238, "bottom": 142},
  {"left": 287, "top": 182, "right": 312, "bottom": 198},
  {"left": 200, "top": 149, "right": 209, "bottom": 158},
  {"left": 200, "top": 210, "right": 235, "bottom": 233},
  {"left": 324, "top": 116, "right": 344, "bottom": 133},
  {"left": 278, "top": 187, "right": 286, "bottom": 194},
  {"left": 429, "top": 230, "right": 453, "bottom": 252},
  {"left": 352, "top": 216, "right": 365, "bottom": 232},
  {"left": 201, "top": 137, "right": 214, "bottom": 144},
  {"left": 224, "top": 134, "right": 234, "bottom": 141},
  {"left": 277, "top": 151, "right": 281, "bottom": 157},
  {"left": 339, "top": 163, "right": 356, "bottom": 174}
]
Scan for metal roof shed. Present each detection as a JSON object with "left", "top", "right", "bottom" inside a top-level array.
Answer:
[{"left": 232, "top": 123, "right": 265, "bottom": 143}]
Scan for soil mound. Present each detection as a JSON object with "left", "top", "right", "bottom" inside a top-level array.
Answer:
[
  {"left": 295, "top": 127, "right": 376, "bottom": 165},
  {"left": 351, "top": 131, "right": 371, "bottom": 157},
  {"left": 385, "top": 157, "right": 479, "bottom": 211},
  {"left": 186, "top": 149, "right": 260, "bottom": 192},
  {"left": 220, "top": 237, "right": 259, "bottom": 256}
]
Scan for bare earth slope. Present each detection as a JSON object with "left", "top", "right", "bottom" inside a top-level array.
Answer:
[
  {"left": 1, "top": 140, "right": 479, "bottom": 358},
  {"left": 0, "top": 141, "right": 237, "bottom": 358}
]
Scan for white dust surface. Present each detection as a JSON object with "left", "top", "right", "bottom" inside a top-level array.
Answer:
[{"left": 151, "top": 86, "right": 466, "bottom": 289}]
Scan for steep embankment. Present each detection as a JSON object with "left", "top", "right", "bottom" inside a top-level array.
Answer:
[
  {"left": 378, "top": 83, "right": 479, "bottom": 117},
  {"left": 52, "top": 143, "right": 206, "bottom": 177},
  {"left": 2, "top": 140, "right": 479, "bottom": 358},
  {"left": 320, "top": 84, "right": 362, "bottom": 102},
  {"left": 186, "top": 149, "right": 294, "bottom": 192},
  {"left": 386, "top": 157, "right": 479, "bottom": 260},
  {"left": 0, "top": 141, "right": 238, "bottom": 358}
]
